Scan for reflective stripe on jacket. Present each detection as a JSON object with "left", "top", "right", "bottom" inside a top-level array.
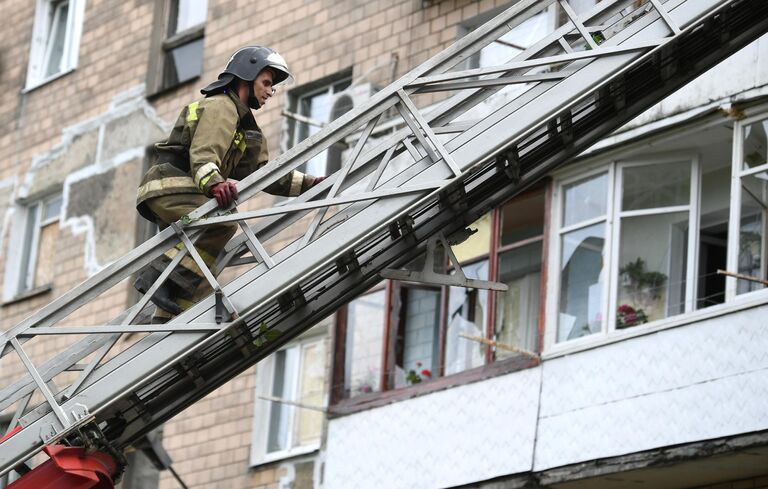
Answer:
[{"left": 136, "top": 91, "right": 315, "bottom": 222}]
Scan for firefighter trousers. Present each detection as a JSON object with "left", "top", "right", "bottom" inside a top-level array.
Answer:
[{"left": 144, "top": 193, "right": 237, "bottom": 317}]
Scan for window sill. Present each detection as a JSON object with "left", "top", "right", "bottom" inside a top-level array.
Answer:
[
  {"left": 329, "top": 354, "right": 539, "bottom": 418},
  {"left": 543, "top": 288, "right": 768, "bottom": 359},
  {"left": 22, "top": 69, "right": 76, "bottom": 94},
  {"left": 2, "top": 284, "right": 53, "bottom": 307},
  {"left": 250, "top": 444, "right": 319, "bottom": 468}
]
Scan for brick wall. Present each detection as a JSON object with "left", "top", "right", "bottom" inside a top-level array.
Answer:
[{"left": 0, "top": 0, "right": 516, "bottom": 488}]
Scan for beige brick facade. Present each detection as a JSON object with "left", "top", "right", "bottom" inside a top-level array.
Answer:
[{"left": 0, "top": 0, "right": 515, "bottom": 487}]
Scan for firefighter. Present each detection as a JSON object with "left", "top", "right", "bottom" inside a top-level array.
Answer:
[{"left": 134, "top": 46, "right": 323, "bottom": 323}]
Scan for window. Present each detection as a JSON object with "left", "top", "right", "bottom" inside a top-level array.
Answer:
[
  {"left": 495, "top": 191, "right": 546, "bottom": 357},
  {"left": 251, "top": 333, "right": 326, "bottom": 465},
  {"left": 288, "top": 75, "right": 353, "bottom": 176},
  {"left": 335, "top": 188, "right": 547, "bottom": 403},
  {"left": 26, "top": 0, "right": 86, "bottom": 89},
  {"left": 728, "top": 116, "right": 768, "bottom": 298},
  {"left": 6, "top": 195, "right": 63, "bottom": 299},
  {"left": 553, "top": 155, "right": 701, "bottom": 344},
  {"left": 342, "top": 288, "right": 386, "bottom": 398},
  {"left": 147, "top": 0, "right": 208, "bottom": 94}
]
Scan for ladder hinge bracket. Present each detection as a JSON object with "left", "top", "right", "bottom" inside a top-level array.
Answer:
[
  {"left": 388, "top": 215, "right": 416, "bottom": 242},
  {"left": 278, "top": 285, "right": 306, "bottom": 313},
  {"left": 438, "top": 184, "right": 468, "bottom": 212},
  {"left": 226, "top": 323, "right": 257, "bottom": 357},
  {"left": 176, "top": 354, "right": 206, "bottom": 388},
  {"left": 495, "top": 145, "right": 521, "bottom": 184},
  {"left": 335, "top": 250, "right": 361, "bottom": 276}
]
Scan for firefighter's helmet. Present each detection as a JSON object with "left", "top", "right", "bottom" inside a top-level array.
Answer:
[{"left": 201, "top": 46, "right": 293, "bottom": 104}]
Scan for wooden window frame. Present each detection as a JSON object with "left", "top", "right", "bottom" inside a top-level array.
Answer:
[{"left": 330, "top": 182, "right": 550, "bottom": 415}]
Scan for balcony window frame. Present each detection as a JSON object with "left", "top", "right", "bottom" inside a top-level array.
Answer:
[
  {"left": 547, "top": 150, "right": 706, "bottom": 352},
  {"left": 330, "top": 185, "right": 549, "bottom": 412},
  {"left": 726, "top": 113, "right": 768, "bottom": 300}
]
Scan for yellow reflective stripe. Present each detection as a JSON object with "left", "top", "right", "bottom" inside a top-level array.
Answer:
[
  {"left": 186, "top": 101, "right": 200, "bottom": 123},
  {"left": 164, "top": 248, "right": 206, "bottom": 277},
  {"left": 289, "top": 171, "right": 304, "bottom": 197},
  {"left": 194, "top": 162, "right": 220, "bottom": 190},
  {"left": 173, "top": 242, "right": 217, "bottom": 267},
  {"left": 176, "top": 297, "right": 196, "bottom": 311},
  {"left": 233, "top": 130, "right": 246, "bottom": 152},
  {"left": 199, "top": 173, "right": 216, "bottom": 191},
  {"left": 137, "top": 176, "right": 196, "bottom": 199}
]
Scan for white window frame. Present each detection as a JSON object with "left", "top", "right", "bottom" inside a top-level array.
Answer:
[
  {"left": 3, "top": 194, "right": 62, "bottom": 301},
  {"left": 25, "top": 0, "right": 86, "bottom": 90},
  {"left": 609, "top": 154, "right": 701, "bottom": 325},
  {"left": 726, "top": 113, "right": 768, "bottom": 301},
  {"left": 546, "top": 164, "right": 615, "bottom": 350},
  {"left": 250, "top": 327, "right": 327, "bottom": 466},
  {"left": 546, "top": 152, "right": 701, "bottom": 352}
]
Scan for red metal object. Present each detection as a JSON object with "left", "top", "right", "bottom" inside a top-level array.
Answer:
[
  {"left": 7, "top": 445, "right": 117, "bottom": 489},
  {"left": 0, "top": 426, "right": 22, "bottom": 444}
]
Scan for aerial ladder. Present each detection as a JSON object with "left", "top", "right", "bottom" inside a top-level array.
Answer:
[{"left": 1, "top": 0, "right": 767, "bottom": 486}]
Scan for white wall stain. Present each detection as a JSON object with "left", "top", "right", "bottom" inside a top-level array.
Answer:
[
  {"left": 10, "top": 85, "right": 169, "bottom": 278},
  {"left": 0, "top": 177, "right": 19, "bottom": 256}
]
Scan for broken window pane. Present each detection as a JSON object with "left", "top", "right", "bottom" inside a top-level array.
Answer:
[
  {"left": 737, "top": 173, "right": 768, "bottom": 294},
  {"left": 496, "top": 242, "right": 541, "bottom": 357},
  {"left": 559, "top": 223, "right": 605, "bottom": 342}
]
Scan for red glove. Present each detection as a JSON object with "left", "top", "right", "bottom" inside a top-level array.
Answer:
[
  {"left": 210, "top": 181, "right": 239, "bottom": 208},
  {"left": 312, "top": 176, "right": 326, "bottom": 188}
]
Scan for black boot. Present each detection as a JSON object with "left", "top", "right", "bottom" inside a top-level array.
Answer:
[{"left": 133, "top": 268, "right": 183, "bottom": 315}]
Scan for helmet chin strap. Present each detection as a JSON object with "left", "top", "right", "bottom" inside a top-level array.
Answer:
[{"left": 247, "top": 83, "right": 261, "bottom": 109}]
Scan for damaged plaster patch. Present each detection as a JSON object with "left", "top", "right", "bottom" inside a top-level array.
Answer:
[
  {"left": 0, "top": 177, "right": 18, "bottom": 256},
  {"left": 21, "top": 85, "right": 169, "bottom": 276}
]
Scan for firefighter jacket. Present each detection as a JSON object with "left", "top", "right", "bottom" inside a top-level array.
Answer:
[{"left": 136, "top": 90, "right": 316, "bottom": 222}]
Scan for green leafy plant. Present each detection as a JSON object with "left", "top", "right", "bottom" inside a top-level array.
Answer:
[
  {"left": 619, "top": 258, "right": 667, "bottom": 300},
  {"left": 253, "top": 322, "right": 282, "bottom": 348},
  {"left": 405, "top": 361, "right": 432, "bottom": 385}
]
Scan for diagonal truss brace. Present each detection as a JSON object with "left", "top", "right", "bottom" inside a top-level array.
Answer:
[{"left": 380, "top": 233, "right": 508, "bottom": 291}]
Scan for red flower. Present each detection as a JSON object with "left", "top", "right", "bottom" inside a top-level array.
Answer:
[
  {"left": 618, "top": 304, "right": 635, "bottom": 314},
  {"left": 421, "top": 369, "right": 432, "bottom": 378}
]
